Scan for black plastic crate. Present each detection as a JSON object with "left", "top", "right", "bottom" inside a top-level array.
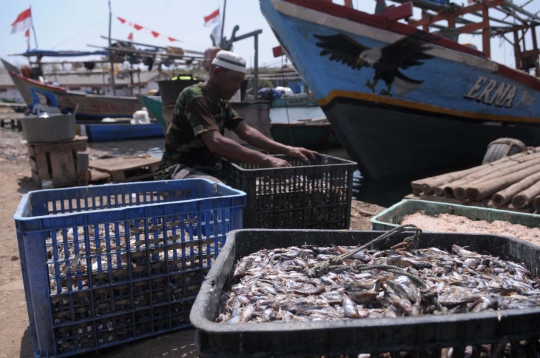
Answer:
[
  {"left": 221, "top": 154, "right": 357, "bottom": 229},
  {"left": 190, "top": 229, "right": 540, "bottom": 358}
]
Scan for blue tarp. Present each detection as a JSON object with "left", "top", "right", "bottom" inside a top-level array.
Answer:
[{"left": 18, "top": 49, "right": 110, "bottom": 57}]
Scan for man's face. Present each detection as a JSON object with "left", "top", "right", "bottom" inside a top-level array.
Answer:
[{"left": 216, "top": 67, "right": 245, "bottom": 100}]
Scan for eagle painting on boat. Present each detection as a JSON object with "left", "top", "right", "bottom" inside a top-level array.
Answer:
[{"left": 314, "top": 33, "right": 433, "bottom": 97}]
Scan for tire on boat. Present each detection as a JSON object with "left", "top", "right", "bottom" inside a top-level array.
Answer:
[{"left": 482, "top": 137, "right": 527, "bottom": 164}]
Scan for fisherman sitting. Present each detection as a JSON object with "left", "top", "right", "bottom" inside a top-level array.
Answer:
[{"left": 155, "top": 50, "right": 317, "bottom": 183}]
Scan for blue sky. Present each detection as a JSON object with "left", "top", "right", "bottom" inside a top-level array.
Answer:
[{"left": 1, "top": 0, "right": 539, "bottom": 69}]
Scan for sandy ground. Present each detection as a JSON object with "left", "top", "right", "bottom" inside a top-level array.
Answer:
[{"left": 0, "top": 123, "right": 384, "bottom": 358}]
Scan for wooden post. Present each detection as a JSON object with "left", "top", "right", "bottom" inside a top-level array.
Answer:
[
  {"left": 482, "top": 9, "right": 491, "bottom": 57},
  {"left": 344, "top": 0, "right": 353, "bottom": 8},
  {"left": 448, "top": 14, "right": 456, "bottom": 29},
  {"left": 532, "top": 26, "right": 540, "bottom": 76},
  {"left": 77, "top": 153, "right": 89, "bottom": 186},
  {"left": 514, "top": 29, "right": 522, "bottom": 70},
  {"left": 421, "top": 11, "right": 430, "bottom": 32}
]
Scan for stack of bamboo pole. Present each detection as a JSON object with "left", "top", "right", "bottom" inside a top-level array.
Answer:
[{"left": 411, "top": 147, "right": 540, "bottom": 212}]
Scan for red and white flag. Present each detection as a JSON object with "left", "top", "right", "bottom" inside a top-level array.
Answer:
[
  {"left": 11, "top": 7, "right": 32, "bottom": 34},
  {"left": 127, "top": 32, "right": 133, "bottom": 41},
  {"left": 25, "top": 29, "right": 30, "bottom": 49},
  {"left": 204, "top": 9, "right": 220, "bottom": 27}
]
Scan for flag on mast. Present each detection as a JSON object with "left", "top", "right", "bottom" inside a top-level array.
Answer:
[
  {"left": 25, "top": 29, "right": 30, "bottom": 49},
  {"left": 128, "top": 32, "right": 133, "bottom": 41},
  {"left": 11, "top": 8, "right": 32, "bottom": 34},
  {"left": 204, "top": 9, "right": 220, "bottom": 27}
]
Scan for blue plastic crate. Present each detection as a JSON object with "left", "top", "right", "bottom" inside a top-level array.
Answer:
[{"left": 13, "top": 179, "right": 245, "bottom": 357}]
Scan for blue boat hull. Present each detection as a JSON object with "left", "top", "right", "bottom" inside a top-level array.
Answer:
[
  {"left": 324, "top": 97, "right": 540, "bottom": 179},
  {"left": 84, "top": 123, "right": 165, "bottom": 142},
  {"left": 261, "top": 0, "right": 540, "bottom": 179}
]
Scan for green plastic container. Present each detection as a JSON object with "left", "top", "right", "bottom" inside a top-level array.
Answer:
[{"left": 370, "top": 199, "right": 540, "bottom": 230}]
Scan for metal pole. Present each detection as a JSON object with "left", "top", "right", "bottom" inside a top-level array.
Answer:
[
  {"left": 253, "top": 34, "right": 259, "bottom": 100},
  {"left": 108, "top": 0, "right": 116, "bottom": 95},
  {"left": 130, "top": 67, "right": 134, "bottom": 96},
  {"left": 138, "top": 68, "right": 141, "bottom": 94},
  {"left": 220, "top": 0, "right": 227, "bottom": 48},
  {"left": 31, "top": 25, "right": 39, "bottom": 48}
]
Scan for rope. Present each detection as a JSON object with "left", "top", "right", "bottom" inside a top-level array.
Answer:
[{"left": 312, "top": 225, "right": 444, "bottom": 312}]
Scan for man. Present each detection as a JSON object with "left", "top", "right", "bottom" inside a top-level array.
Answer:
[{"left": 155, "top": 50, "right": 317, "bottom": 182}]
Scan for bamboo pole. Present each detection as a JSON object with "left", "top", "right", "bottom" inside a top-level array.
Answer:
[
  {"left": 492, "top": 172, "right": 540, "bottom": 207},
  {"left": 412, "top": 152, "right": 525, "bottom": 194},
  {"left": 533, "top": 195, "right": 540, "bottom": 212},
  {"left": 437, "top": 159, "right": 521, "bottom": 196},
  {"left": 466, "top": 163, "right": 540, "bottom": 201},
  {"left": 512, "top": 180, "right": 540, "bottom": 209},
  {"left": 412, "top": 164, "right": 493, "bottom": 194},
  {"left": 447, "top": 154, "right": 540, "bottom": 199},
  {"left": 416, "top": 147, "right": 540, "bottom": 195}
]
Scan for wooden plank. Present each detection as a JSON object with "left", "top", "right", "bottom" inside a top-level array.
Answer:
[
  {"left": 89, "top": 169, "right": 111, "bottom": 182},
  {"left": 34, "top": 153, "right": 50, "bottom": 182},
  {"left": 89, "top": 157, "right": 161, "bottom": 172},
  {"left": 49, "top": 150, "right": 76, "bottom": 186},
  {"left": 111, "top": 170, "right": 127, "bottom": 183},
  {"left": 77, "top": 153, "right": 89, "bottom": 186},
  {"left": 89, "top": 156, "right": 161, "bottom": 183},
  {"left": 27, "top": 136, "right": 87, "bottom": 155}
]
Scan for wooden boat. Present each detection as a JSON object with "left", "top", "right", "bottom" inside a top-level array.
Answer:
[
  {"left": 270, "top": 118, "right": 338, "bottom": 149},
  {"left": 260, "top": 0, "right": 540, "bottom": 180},
  {"left": 81, "top": 121, "right": 164, "bottom": 142},
  {"left": 2, "top": 58, "right": 142, "bottom": 121}
]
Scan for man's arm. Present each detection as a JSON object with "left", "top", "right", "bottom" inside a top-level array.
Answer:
[
  {"left": 200, "top": 130, "right": 291, "bottom": 167},
  {"left": 232, "top": 121, "right": 317, "bottom": 162}
]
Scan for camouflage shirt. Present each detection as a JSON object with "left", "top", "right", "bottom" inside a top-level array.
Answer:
[{"left": 158, "top": 82, "right": 243, "bottom": 173}]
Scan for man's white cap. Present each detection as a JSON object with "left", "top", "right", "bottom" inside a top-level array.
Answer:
[{"left": 211, "top": 50, "right": 246, "bottom": 73}]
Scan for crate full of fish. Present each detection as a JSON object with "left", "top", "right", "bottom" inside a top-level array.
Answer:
[
  {"left": 190, "top": 227, "right": 540, "bottom": 357},
  {"left": 13, "top": 179, "right": 246, "bottom": 357},
  {"left": 221, "top": 154, "right": 357, "bottom": 229}
]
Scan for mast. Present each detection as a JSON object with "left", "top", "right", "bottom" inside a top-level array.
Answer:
[
  {"left": 108, "top": 0, "right": 117, "bottom": 95},
  {"left": 220, "top": 0, "right": 227, "bottom": 48}
]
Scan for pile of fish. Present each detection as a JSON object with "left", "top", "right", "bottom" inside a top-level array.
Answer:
[
  {"left": 46, "top": 219, "right": 218, "bottom": 294},
  {"left": 216, "top": 243, "right": 540, "bottom": 324}
]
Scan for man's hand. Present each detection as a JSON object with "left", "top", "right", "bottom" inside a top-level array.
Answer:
[
  {"left": 286, "top": 146, "right": 318, "bottom": 163},
  {"left": 262, "top": 155, "right": 291, "bottom": 168}
]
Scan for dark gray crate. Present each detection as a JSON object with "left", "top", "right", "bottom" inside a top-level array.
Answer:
[
  {"left": 221, "top": 154, "right": 357, "bottom": 229},
  {"left": 190, "top": 229, "right": 540, "bottom": 357}
]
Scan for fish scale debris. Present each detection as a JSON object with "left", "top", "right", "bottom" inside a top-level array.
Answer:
[{"left": 216, "top": 243, "right": 540, "bottom": 324}]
